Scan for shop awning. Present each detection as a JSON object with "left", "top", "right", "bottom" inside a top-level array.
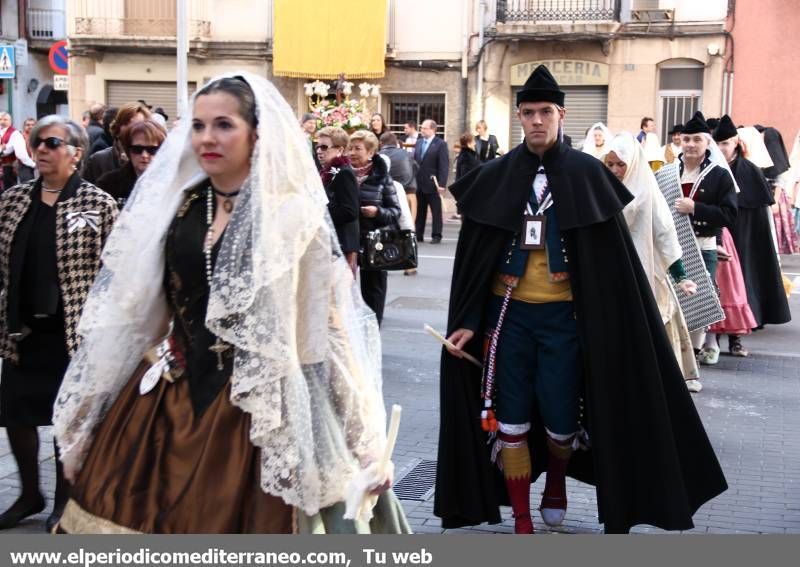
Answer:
[{"left": 273, "top": 0, "right": 386, "bottom": 79}]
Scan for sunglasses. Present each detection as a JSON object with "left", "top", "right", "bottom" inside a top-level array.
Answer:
[
  {"left": 32, "top": 137, "right": 67, "bottom": 150},
  {"left": 129, "top": 145, "right": 160, "bottom": 155},
  {"left": 316, "top": 144, "right": 339, "bottom": 152}
]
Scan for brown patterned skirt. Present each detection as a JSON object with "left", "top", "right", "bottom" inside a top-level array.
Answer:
[{"left": 58, "top": 361, "right": 294, "bottom": 533}]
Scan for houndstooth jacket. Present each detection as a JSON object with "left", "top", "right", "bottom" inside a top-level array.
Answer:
[{"left": 0, "top": 174, "right": 118, "bottom": 362}]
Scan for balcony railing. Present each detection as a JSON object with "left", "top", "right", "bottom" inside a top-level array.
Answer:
[
  {"left": 72, "top": 0, "right": 211, "bottom": 40},
  {"left": 28, "top": 8, "right": 67, "bottom": 40},
  {"left": 496, "top": 0, "right": 620, "bottom": 23}
]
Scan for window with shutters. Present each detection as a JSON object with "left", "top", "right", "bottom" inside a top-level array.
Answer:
[
  {"left": 658, "top": 61, "right": 703, "bottom": 145},
  {"left": 106, "top": 81, "right": 197, "bottom": 124},
  {"left": 383, "top": 94, "right": 446, "bottom": 139}
]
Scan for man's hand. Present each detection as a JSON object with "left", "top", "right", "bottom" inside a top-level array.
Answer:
[
  {"left": 674, "top": 197, "right": 695, "bottom": 215},
  {"left": 678, "top": 279, "right": 697, "bottom": 296},
  {"left": 361, "top": 206, "right": 378, "bottom": 218},
  {"left": 446, "top": 328, "right": 474, "bottom": 358}
]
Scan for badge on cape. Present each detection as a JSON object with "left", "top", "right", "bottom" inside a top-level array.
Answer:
[{"left": 520, "top": 214, "right": 546, "bottom": 250}]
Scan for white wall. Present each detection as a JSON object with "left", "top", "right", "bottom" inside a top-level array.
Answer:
[
  {"left": 392, "top": 0, "right": 464, "bottom": 58},
  {"left": 663, "top": 0, "right": 728, "bottom": 22}
]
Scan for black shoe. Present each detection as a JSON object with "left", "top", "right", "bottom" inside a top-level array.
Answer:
[
  {"left": 431, "top": 236, "right": 442, "bottom": 244},
  {"left": 0, "top": 495, "right": 46, "bottom": 530}
]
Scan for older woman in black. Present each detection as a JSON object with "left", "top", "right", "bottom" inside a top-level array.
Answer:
[
  {"left": 0, "top": 116, "right": 118, "bottom": 531},
  {"left": 316, "top": 126, "right": 359, "bottom": 274},
  {"left": 348, "top": 130, "right": 400, "bottom": 325}
]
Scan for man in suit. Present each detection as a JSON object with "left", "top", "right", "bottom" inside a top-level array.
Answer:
[{"left": 414, "top": 119, "right": 449, "bottom": 243}]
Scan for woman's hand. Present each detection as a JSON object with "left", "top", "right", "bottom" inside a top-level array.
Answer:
[
  {"left": 361, "top": 206, "right": 378, "bottom": 218},
  {"left": 674, "top": 197, "right": 695, "bottom": 215},
  {"left": 446, "top": 328, "right": 474, "bottom": 358},
  {"left": 678, "top": 279, "right": 697, "bottom": 296}
]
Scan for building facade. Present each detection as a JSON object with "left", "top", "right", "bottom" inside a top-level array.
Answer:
[
  {"left": 1, "top": 0, "right": 68, "bottom": 126},
  {"left": 730, "top": 0, "right": 800, "bottom": 143},
  {"left": 471, "top": 0, "right": 730, "bottom": 151}
]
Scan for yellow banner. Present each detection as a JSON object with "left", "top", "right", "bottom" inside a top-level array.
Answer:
[{"left": 273, "top": 0, "right": 387, "bottom": 79}]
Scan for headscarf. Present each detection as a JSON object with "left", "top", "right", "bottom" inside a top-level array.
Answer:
[
  {"left": 737, "top": 126, "right": 774, "bottom": 169},
  {"left": 762, "top": 127, "right": 790, "bottom": 179},
  {"left": 606, "top": 132, "right": 682, "bottom": 300},
  {"left": 53, "top": 72, "right": 388, "bottom": 515},
  {"left": 581, "top": 122, "right": 612, "bottom": 159},
  {"left": 642, "top": 132, "right": 666, "bottom": 163}
]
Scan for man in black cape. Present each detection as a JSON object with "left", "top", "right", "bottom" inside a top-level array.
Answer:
[
  {"left": 714, "top": 115, "right": 791, "bottom": 333},
  {"left": 434, "top": 65, "right": 727, "bottom": 534}
]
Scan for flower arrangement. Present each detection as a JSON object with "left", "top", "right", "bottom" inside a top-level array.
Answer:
[
  {"left": 303, "top": 77, "right": 381, "bottom": 132},
  {"left": 309, "top": 97, "right": 370, "bottom": 131}
]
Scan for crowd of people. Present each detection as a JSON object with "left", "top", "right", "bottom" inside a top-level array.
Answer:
[{"left": 0, "top": 65, "right": 794, "bottom": 536}]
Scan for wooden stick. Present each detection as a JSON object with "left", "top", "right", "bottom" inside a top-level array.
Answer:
[{"left": 424, "top": 324, "right": 483, "bottom": 368}]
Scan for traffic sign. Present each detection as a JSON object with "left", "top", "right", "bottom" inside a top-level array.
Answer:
[
  {"left": 48, "top": 40, "right": 68, "bottom": 75},
  {"left": 0, "top": 45, "right": 15, "bottom": 79},
  {"left": 54, "top": 75, "right": 69, "bottom": 91}
]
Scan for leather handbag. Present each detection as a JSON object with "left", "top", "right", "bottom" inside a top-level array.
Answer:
[{"left": 359, "top": 227, "right": 418, "bottom": 271}]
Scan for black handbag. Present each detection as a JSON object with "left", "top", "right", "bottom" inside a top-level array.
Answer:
[{"left": 359, "top": 227, "right": 418, "bottom": 271}]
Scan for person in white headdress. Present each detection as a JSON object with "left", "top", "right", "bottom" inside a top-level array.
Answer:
[
  {"left": 580, "top": 122, "right": 611, "bottom": 159},
  {"left": 643, "top": 132, "right": 666, "bottom": 171},
  {"left": 604, "top": 132, "right": 700, "bottom": 385},
  {"left": 51, "top": 73, "right": 409, "bottom": 534},
  {"left": 673, "top": 112, "right": 738, "bottom": 374}
]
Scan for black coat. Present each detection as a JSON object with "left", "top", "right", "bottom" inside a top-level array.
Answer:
[
  {"left": 455, "top": 148, "right": 481, "bottom": 180},
  {"left": 379, "top": 146, "right": 416, "bottom": 192},
  {"left": 435, "top": 141, "right": 727, "bottom": 534},
  {"left": 679, "top": 156, "right": 738, "bottom": 238},
  {"left": 324, "top": 163, "right": 360, "bottom": 253},
  {"left": 358, "top": 154, "right": 401, "bottom": 234},
  {"left": 414, "top": 136, "right": 450, "bottom": 194},
  {"left": 95, "top": 162, "right": 138, "bottom": 208},
  {"left": 83, "top": 146, "right": 121, "bottom": 185},
  {"left": 475, "top": 134, "right": 499, "bottom": 162}
]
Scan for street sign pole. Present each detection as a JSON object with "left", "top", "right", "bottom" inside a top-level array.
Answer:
[{"left": 176, "top": 0, "right": 189, "bottom": 120}]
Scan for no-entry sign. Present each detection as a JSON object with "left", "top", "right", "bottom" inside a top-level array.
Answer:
[{"left": 48, "top": 40, "right": 68, "bottom": 75}]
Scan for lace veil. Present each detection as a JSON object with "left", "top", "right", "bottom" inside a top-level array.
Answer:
[{"left": 53, "top": 71, "right": 387, "bottom": 515}]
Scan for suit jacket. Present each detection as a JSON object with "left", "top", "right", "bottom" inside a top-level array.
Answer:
[
  {"left": 414, "top": 135, "right": 449, "bottom": 194},
  {"left": 0, "top": 173, "right": 118, "bottom": 362}
]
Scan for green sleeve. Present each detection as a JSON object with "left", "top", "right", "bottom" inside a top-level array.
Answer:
[{"left": 668, "top": 259, "right": 687, "bottom": 283}]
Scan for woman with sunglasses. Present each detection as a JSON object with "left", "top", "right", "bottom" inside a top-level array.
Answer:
[
  {"left": 51, "top": 73, "right": 407, "bottom": 534},
  {"left": 96, "top": 119, "right": 167, "bottom": 208},
  {"left": 0, "top": 116, "right": 118, "bottom": 532},
  {"left": 316, "top": 126, "right": 360, "bottom": 275}
]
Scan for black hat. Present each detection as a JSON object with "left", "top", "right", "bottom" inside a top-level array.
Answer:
[
  {"left": 669, "top": 124, "right": 684, "bottom": 135},
  {"left": 706, "top": 117, "right": 720, "bottom": 130},
  {"left": 683, "top": 111, "right": 711, "bottom": 135},
  {"left": 713, "top": 114, "right": 738, "bottom": 142},
  {"left": 516, "top": 65, "right": 565, "bottom": 107}
]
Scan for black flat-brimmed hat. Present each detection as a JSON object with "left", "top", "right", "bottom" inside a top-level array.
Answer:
[
  {"left": 516, "top": 65, "right": 565, "bottom": 107},
  {"left": 683, "top": 111, "right": 711, "bottom": 135},
  {"left": 713, "top": 114, "right": 738, "bottom": 142}
]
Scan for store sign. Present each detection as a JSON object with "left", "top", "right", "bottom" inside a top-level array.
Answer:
[{"left": 511, "top": 60, "right": 609, "bottom": 86}]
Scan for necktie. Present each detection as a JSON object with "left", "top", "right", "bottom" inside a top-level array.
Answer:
[{"left": 421, "top": 138, "right": 430, "bottom": 158}]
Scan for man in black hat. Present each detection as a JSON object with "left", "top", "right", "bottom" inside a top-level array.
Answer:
[
  {"left": 663, "top": 124, "right": 684, "bottom": 164},
  {"left": 674, "top": 111, "right": 738, "bottom": 369},
  {"left": 434, "top": 65, "right": 727, "bottom": 534},
  {"left": 713, "top": 115, "right": 790, "bottom": 341}
]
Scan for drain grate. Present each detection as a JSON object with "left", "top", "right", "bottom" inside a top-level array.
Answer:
[{"left": 393, "top": 459, "right": 437, "bottom": 501}]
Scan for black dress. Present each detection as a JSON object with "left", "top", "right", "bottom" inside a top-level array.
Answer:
[{"left": 0, "top": 197, "right": 69, "bottom": 426}]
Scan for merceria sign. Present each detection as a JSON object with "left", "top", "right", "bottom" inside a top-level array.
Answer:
[{"left": 511, "top": 60, "right": 609, "bottom": 86}]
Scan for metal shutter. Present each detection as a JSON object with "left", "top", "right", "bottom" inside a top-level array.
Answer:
[
  {"left": 106, "top": 81, "right": 197, "bottom": 123},
  {"left": 510, "top": 85, "right": 608, "bottom": 149}
]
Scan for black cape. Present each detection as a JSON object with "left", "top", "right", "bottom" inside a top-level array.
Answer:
[
  {"left": 729, "top": 154, "right": 791, "bottom": 326},
  {"left": 434, "top": 141, "right": 728, "bottom": 534}
]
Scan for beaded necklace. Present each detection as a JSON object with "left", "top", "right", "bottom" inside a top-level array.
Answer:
[{"left": 204, "top": 186, "right": 231, "bottom": 370}]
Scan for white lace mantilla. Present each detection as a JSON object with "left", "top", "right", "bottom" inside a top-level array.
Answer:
[{"left": 53, "top": 71, "right": 387, "bottom": 515}]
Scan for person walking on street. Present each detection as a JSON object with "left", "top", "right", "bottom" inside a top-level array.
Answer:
[
  {"left": 414, "top": 119, "right": 449, "bottom": 244},
  {"left": 0, "top": 113, "right": 36, "bottom": 191},
  {"left": 0, "top": 116, "right": 118, "bottom": 532},
  {"left": 435, "top": 65, "right": 726, "bottom": 535}
]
